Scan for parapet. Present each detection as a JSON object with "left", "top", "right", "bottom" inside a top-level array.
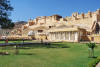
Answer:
[
  {"left": 27, "top": 9, "right": 100, "bottom": 25},
  {"left": 66, "top": 11, "right": 94, "bottom": 21},
  {"left": 72, "top": 12, "right": 79, "bottom": 17},
  {"left": 28, "top": 20, "right": 35, "bottom": 26},
  {"left": 52, "top": 14, "right": 62, "bottom": 18},
  {"left": 60, "top": 18, "right": 67, "bottom": 21},
  {"left": 87, "top": 11, "right": 92, "bottom": 17},
  {"left": 96, "top": 9, "right": 100, "bottom": 15},
  {"left": 52, "top": 14, "right": 62, "bottom": 21},
  {"left": 80, "top": 13, "right": 84, "bottom": 19}
]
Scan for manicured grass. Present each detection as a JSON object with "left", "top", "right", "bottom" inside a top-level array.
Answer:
[{"left": 0, "top": 42, "right": 100, "bottom": 67}]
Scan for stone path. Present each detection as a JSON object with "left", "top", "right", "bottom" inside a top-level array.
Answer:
[
  {"left": 96, "top": 62, "right": 100, "bottom": 67},
  {"left": 0, "top": 42, "right": 35, "bottom": 46},
  {"left": 0, "top": 40, "right": 51, "bottom": 46}
]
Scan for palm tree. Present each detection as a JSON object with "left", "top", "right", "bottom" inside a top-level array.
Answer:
[{"left": 86, "top": 43, "right": 97, "bottom": 58}]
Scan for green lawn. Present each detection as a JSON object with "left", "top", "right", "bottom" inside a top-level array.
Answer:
[{"left": 0, "top": 42, "right": 100, "bottom": 67}]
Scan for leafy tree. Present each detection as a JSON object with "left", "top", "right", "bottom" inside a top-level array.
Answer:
[
  {"left": 0, "top": 0, "right": 15, "bottom": 29},
  {"left": 86, "top": 43, "right": 97, "bottom": 58}
]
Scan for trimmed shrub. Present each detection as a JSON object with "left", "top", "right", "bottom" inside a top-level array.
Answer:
[{"left": 88, "top": 56, "right": 100, "bottom": 67}]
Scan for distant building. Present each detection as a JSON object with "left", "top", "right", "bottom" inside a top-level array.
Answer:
[{"left": 6, "top": 9, "right": 100, "bottom": 43}]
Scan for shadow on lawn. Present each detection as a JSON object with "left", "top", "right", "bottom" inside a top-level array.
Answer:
[
  {"left": 0, "top": 42, "right": 70, "bottom": 56},
  {"left": 17, "top": 42, "right": 70, "bottom": 49},
  {"left": 18, "top": 53, "right": 34, "bottom": 55},
  {"left": 0, "top": 42, "right": 70, "bottom": 54},
  {"left": 88, "top": 56, "right": 97, "bottom": 58},
  {"left": 0, "top": 51, "right": 35, "bottom": 56}
]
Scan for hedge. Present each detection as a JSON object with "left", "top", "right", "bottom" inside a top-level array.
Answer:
[{"left": 88, "top": 56, "right": 100, "bottom": 67}]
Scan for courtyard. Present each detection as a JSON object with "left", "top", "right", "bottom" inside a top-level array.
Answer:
[{"left": 0, "top": 42, "right": 100, "bottom": 67}]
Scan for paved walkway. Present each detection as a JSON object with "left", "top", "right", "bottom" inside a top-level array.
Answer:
[
  {"left": 0, "top": 42, "right": 36, "bottom": 46},
  {"left": 0, "top": 40, "right": 51, "bottom": 46},
  {"left": 96, "top": 62, "right": 100, "bottom": 67}
]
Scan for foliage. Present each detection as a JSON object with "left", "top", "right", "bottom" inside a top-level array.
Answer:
[
  {"left": 86, "top": 42, "right": 97, "bottom": 58},
  {"left": 0, "top": 0, "right": 15, "bottom": 29},
  {"left": 88, "top": 56, "right": 100, "bottom": 67},
  {"left": 86, "top": 43, "right": 96, "bottom": 49}
]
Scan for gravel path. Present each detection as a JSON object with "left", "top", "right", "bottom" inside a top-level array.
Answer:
[{"left": 96, "top": 62, "right": 100, "bottom": 67}]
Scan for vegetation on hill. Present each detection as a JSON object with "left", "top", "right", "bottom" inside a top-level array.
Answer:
[
  {"left": 14, "top": 21, "right": 27, "bottom": 28},
  {"left": 15, "top": 21, "right": 27, "bottom": 25}
]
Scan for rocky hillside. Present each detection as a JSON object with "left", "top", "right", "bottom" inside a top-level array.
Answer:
[{"left": 14, "top": 21, "right": 27, "bottom": 29}]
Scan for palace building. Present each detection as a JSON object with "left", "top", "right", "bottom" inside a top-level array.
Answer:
[{"left": 5, "top": 9, "right": 100, "bottom": 43}]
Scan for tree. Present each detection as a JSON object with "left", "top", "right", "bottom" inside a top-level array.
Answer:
[
  {"left": 86, "top": 43, "right": 97, "bottom": 58},
  {"left": 0, "top": 0, "right": 15, "bottom": 29}
]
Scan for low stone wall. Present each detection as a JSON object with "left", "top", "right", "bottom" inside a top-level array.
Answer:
[
  {"left": 81, "top": 35, "right": 100, "bottom": 43},
  {"left": 0, "top": 36, "right": 32, "bottom": 40},
  {"left": 35, "top": 35, "right": 47, "bottom": 40},
  {"left": 92, "top": 35, "right": 100, "bottom": 43}
]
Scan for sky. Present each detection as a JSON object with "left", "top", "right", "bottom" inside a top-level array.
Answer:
[{"left": 10, "top": 0, "right": 100, "bottom": 22}]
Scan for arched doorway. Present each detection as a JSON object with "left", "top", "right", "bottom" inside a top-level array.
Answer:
[{"left": 28, "top": 31, "right": 35, "bottom": 40}]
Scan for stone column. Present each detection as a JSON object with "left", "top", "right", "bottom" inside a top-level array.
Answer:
[
  {"left": 64, "top": 32, "right": 66, "bottom": 40},
  {"left": 58, "top": 32, "right": 60, "bottom": 40},
  {"left": 49, "top": 33, "right": 52, "bottom": 40},
  {"left": 55, "top": 32, "right": 56, "bottom": 40},
  {"left": 57, "top": 32, "right": 58, "bottom": 40},
  {"left": 52, "top": 33, "right": 54, "bottom": 40},
  {"left": 62, "top": 32, "right": 64, "bottom": 40},
  {"left": 75, "top": 32, "right": 78, "bottom": 41},
  {"left": 61, "top": 32, "right": 62, "bottom": 40},
  {"left": 54, "top": 32, "right": 55, "bottom": 40},
  {"left": 65, "top": 32, "right": 66, "bottom": 40},
  {"left": 51, "top": 33, "right": 53, "bottom": 40},
  {"left": 53, "top": 32, "right": 54, "bottom": 40},
  {"left": 60, "top": 32, "right": 61, "bottom": 40},
  {"left": 69, "top": 32, "right": 71, "bottom": 41}
]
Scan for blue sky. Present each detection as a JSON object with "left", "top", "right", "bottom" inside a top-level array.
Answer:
[{"left": 10, "top": 0, "right": 100, "bottom": 22}]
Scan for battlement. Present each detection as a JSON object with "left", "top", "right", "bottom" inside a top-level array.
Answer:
[
  {"left": 27, "top": 14, "right": 62, "bottom": 26},
  {"left": 27, "top": 9, "right": 100, "bottom": 27},
  {"left": 65, "top": 9, "right": 100, "bottom": 21}
]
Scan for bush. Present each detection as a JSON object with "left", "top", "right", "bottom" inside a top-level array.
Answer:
[
  {"left": 86, "top": 43, "right": 97, "bottom": 58},
  {"left": 88, "top": 56, "right": 100, "bottom": 67}
]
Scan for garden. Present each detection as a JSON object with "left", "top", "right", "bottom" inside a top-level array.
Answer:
[{"left": 0, "top": 41, "right": 100, "bottom": 67}]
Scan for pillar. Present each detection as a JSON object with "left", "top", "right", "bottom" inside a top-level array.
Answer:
[
  {"left": 75, "top": 32, "right": 78, "bottom": 41},
  {"left": 52, "top": 33, "right": 54, "bottom": 40},
  {"left": 58, "top": 32, "right": 60, "bottom": 40},
  {"left": 64, "top": 32, "right": 66, "bottom": 40},
  {"left": 69, "top": 32, "right": 71, "bottom": 41},
  {"left": 54, "top": 32, "right": 56, "bottom": 40}
]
